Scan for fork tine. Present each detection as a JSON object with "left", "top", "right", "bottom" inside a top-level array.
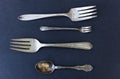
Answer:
[
  {"left": 81, "top": 26, "right": 92, "bottom": 33},
  {"left": 10, "top": 47, "right": 30, "bottom": 52},
  {"left": 78, "top": 15, "right": 97, "bottom": 21},
  {"left": 11, "top": 38, "right": 31, "bottom": 42},
  {"left": 79, "top": 12, "right": 97, "bottom": 17},
  {"left": 10, "top": 42, "right": 30, "bottom": 45},
  {"left": 82, "top": 28, "right": 91, "bottom": 31},
  {"left": 82, "top": 26, "right": 92, "bottom": 29},
  {"left": 78, "top": 9, "right": 96, "bottom": 14},
  {"left": 10, "top": 45, "right": 30, "bottom": 49},
  {"left": 75, "top": 6, "right": 96, "bottom": 11}
]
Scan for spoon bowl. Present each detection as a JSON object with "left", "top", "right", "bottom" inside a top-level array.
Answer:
[{"left": 35, "top": 61, "right": 55, "bottom": 74}]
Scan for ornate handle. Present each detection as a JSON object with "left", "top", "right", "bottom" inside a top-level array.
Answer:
[
  {"left": 55, "top": 64, "right": 93, "bottom": 72},
  {"left": 43, "top": 42, "right": 93, "bottom": 50},
  {"left": 18, "top": 13, "right": 67, "bottom": 21}
]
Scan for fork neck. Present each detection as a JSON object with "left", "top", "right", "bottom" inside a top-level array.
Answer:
[
  {"left": 54, "top": 13, "right": 68, "bottom": 16},
  {"left": 43, "top": 13, "right": 68, "bottom": 17}
]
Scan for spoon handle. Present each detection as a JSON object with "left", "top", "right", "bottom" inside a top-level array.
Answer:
[
  {"left": 43, "top": 42, "right": 93, "bottom": 50},
  {"left": 55, "top": 64, "right": 93, "bottom": 72}
]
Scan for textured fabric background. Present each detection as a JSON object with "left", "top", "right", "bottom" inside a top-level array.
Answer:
[{"left": 0, "top": 0, "right": 120, "bottom": 79}]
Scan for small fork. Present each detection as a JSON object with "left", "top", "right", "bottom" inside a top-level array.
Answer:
[
  {"left": 18, "top": 6, "right": 97, "bottom": 21},
  {"left": 40, "top": 26, "right": 92, "bottom": 33},
  {"left": 10, "top": 38, "right": 93, "bottom": 53}
]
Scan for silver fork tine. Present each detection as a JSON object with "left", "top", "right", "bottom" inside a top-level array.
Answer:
[
  {"left": 10, "top": 45, "right": 30, "bottom": 49},
  {"left": 75, "top": 6, "right": 96, "bottom": 11},
  {"left": 81, "top": 26, "right": 92, "bottom": 33},
  {"left": 10, "top": 38, "right": 34, "bottom": 53},
  {"left": 79, "top": 12, "right": 97, "bottom": 17},
  {"left": 10, "top": 48, "right": 30, "bottom": 52},
  {"left": 78, "top": 15, "right": 97, "bottom": 21},
  {"left": 11, "top": 38, "right": 31, "bottom": 41},
  {"left": 82, "top": 26, "right": 92, "bottom": 29},
  {"left": 82, "top": 29, "right": 91, "bottom": 33},
  {"left": 81, "top": 26, "right": 92, "bottom": 29},
  {"left": 78, "top": 9, "right": 96, "bottom": 14},
  {"left": 10, "top": 42, "right": 30, "bottom": 45}
]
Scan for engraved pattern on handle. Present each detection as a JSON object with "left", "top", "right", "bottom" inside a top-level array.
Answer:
[
  {"left": 43, "top": 42, "right": 93, "bottom": 50},
  {"left": 55, "top": 65, "right": 93, "bottom": 72},
  {"left": 18, "top": 14, "right": 67, "bottom": 21}
]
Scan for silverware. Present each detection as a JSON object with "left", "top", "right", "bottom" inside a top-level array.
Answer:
[
  {"left": 40, "top": 26, "right": 92, "bottom": 33},
  {"left": 18, "top": 6, "right": 97, "bottom": 21},
  {"left": 35, "top": 60, "right": 93, "bottom": 74},
  {"left": 10, "top": 38, "right": 93, "bottom": 53}
]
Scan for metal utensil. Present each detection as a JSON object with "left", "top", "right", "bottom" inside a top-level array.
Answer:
[
  {"left": 35, "top": 60, "right": 93, "bottom": 74},
  {"left": 18, "top": 6, "right": 97, "bottom": 21},
  {"left": 40, "top": 26, "right": 92, "bottom": 33},
  {"left": 10, "top": 38, "right": 93, "bottom": 53}
]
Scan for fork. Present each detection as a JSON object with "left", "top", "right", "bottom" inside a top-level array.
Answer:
[
  {"left": 18, "top": 6, "right": 97, "bottom": 21},
  {"left": 10, "top": 38, "right": 93, "bottom": 53},
  {"left": 40, "top": 26, "right": 92, "bottom": 33}
]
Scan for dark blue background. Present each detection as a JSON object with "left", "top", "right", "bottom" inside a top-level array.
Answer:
[{"left": 0, "top": 0, "right": 120, "bottom": 79}]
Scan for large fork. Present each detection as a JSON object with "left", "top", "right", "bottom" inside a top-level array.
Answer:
[
  {"left": 10, "top": 38, "right": 93, "bottom": 53},
  {"left": 18, "top": 6, "right": 97, "bottom": 21}
]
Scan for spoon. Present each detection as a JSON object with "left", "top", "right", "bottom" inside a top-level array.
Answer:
[{"left": 35, "top": 61, "right": 93, "bottom": 74}]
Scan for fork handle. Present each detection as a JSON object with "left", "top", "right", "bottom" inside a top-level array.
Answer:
[
  {"left": 40, "top": 26, "right": 77, "bottom": 31},
  {"left": 18, "top": 14, "right": 67, "bottom": 21},
  {"left": 43, "top": 42, "right": 93, "bottom": 50}
]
